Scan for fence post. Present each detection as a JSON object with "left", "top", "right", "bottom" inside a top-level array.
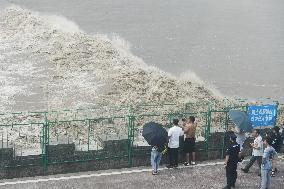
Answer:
[
  {"left": 87, "top": 119, "right": 91, "bottom": 152},
  {"left": 127, "top": 106, "right": 135, "bottom": 167},
  {"left": 205, "top": 102, "right": 212, "bottom": 158},
  {"left": 221, "top": 111, "right": 229, "bottom": 158},
  {"left": 42, "top": 112, "right": 49, "bottom": 175}
]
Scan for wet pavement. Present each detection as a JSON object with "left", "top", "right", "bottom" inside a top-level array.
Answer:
[{"left": 0, "top": 156, "right": 283, "bottom": 189}]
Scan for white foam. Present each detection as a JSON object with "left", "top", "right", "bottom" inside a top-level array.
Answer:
[
  {"left": 0, "top": 6, "right": 224, "bottom": 112},
  {"left": 179, "top": 70, "right": 205, "bottom": 85},
  {"left": 179, "top": 70, "right": 223, "bottom": 98},
  {"left": 0, "top": 6, "right": 228, "bottom": 150},
  {"left": 43, "top": 14, "right": 83, "bottom": 33}
]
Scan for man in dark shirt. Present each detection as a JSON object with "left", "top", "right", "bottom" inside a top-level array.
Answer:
[
  {"left": 270, "top": 126, "right": 282, "bottom": 176},
  {"left": 271, "top": 127, "right": 282, "bottom": 152},
  {"left": 223, "top": 133, "right": 240, "bottom": 189}
]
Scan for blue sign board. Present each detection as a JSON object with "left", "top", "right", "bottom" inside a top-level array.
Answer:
[{"left": 248, "top": 105, "right": 277, "bottom": 127}]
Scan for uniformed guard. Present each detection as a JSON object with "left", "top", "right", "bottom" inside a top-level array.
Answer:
[{"left": 223, "top": 133, "right": 240, "bottom": 189}]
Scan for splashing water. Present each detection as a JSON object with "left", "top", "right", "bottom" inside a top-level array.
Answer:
[{"left": 0, "top": 6, "right": 224, "bottom": 113}]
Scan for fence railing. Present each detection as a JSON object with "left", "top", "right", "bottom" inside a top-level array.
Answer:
[{"left": 0, "top": 101, "right": 282, "bottom": 176}]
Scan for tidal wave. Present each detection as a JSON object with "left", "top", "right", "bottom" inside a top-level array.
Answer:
[{"left": 0, "top": 6, "right": 223, "bottom": 113}]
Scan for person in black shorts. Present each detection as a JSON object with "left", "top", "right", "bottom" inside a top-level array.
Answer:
[{"left": 183, "top": 116, "right": 197, "bottom": 166}]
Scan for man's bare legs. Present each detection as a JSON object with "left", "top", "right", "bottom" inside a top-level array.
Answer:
[{"left": 184, "top": 153, "right": 190, "bottom": 166}]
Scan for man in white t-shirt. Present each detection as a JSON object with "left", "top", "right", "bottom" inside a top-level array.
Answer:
[
  {"left": 241, "top": 129, "right": 263, "bottom": 176},
  {"left": 167, "top": 118, "right": 183, "bottom": 168}
]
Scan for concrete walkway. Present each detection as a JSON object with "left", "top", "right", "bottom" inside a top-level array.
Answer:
[{"left": 0, "top": 156, "right": 283, "bottom": 189}]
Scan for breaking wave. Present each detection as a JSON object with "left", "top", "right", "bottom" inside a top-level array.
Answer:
[{"left": 0, "top": 6, "right": 224, "bottom": 113}]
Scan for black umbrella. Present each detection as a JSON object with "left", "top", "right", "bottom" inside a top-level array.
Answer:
[
  {"left": 229, "top": 110, "right": 253, "bottom": 132},
  {"left": 142, "top": 122, "right": 168, "bottom": 147}
]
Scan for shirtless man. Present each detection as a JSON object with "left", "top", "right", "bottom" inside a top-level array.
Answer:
[{"left": 183, "top": 116, "right": 197, "bottom": 166}]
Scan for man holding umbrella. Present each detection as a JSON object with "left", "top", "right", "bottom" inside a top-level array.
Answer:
[
  {"left": 229, "top": 110, "right": 253, "bottom": 161},
  {"left": 142, "top": 122, "right": 168, "bottom": 175}
]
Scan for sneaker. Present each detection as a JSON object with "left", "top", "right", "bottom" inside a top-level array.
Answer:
[
  {"left": 191, "top": 161, "right": 196, "bottom": 165},
  {"left": 184, "top": 162, "right": 190, "bottom": 166},
  {"left": 241, "top": 168, "right": 248, "bottom": 173},
  {"left": 166, "top": 165, "right": 173, "bottom": 169},
  {"left": 152, "top": 171, "right": 157, "bottom": 175},
  {"left": 173, "top": 164, "right": 178, "bottom": 168},
  {"left": 271, "top": 170, "right": 276, "bottom": 177}
]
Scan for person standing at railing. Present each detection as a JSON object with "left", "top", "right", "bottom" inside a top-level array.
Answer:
[
  {"left": 241, "top": 129, "right": 263, "bottom": 176},
  {"left": 183, "top": 116, "right": 197, "bottom": 166},
  {"left": 166, "top": 119, "right": 183, "bottom": 169}
]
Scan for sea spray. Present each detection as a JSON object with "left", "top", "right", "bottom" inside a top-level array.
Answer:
[
  {"left": 0, "top": 6, "right": 224, "bottom": 112},
  {"left": 0, "top": 6, "right": 227, "bottom": 150}
]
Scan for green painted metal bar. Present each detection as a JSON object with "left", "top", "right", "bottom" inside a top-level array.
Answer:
[
  {"left": 0, "top": 124, "right": 11, "bottom": 127},
  {"left": 58, "top": 120, "right": 72, "bottom": 123},
  {"left": 87, "top": 119, "right": 90, "bottom": 152},
  {"left": 30, "top": 122, "right": 45, "bottom": 125},
  {"left": 0, "top": 100, "right": 283, "bottom": 175},
  {"left": 71, "top": 119, "right": 86, "bottom": 122},
  {"left": 127, "top": 115, "right": 135, "bottom": 167},
  {"left": 12, "top": 123, "right": 30, "bottom": 126},
  {"left": 137, "top": 114, "right": 161, "bottom": 117},
  {"left": 221, "top": 111, "right": 229, "bottom": 158},
  {"left": 162, "top": 103, "right": 177, "bottom": 106},
  {"left": 206, "top": 101, "right": 213, "bottom": 157},
  {"left": 127, "top": 105, "right": 135, "bottom": 167},
  {"left": 11, "top": 112, "right": 23, "bottom": 115},
  {"left": 28, "top": 111, "right": 48, "bottom": 114},
  {"left": 210, "top": 110, "right": 228, "bottom": 113},
  {"left": 43, "top": 112, "right": 48, "bottom": 175},
  {"left": 41, "top": 116, "right": 45, "bottom": 174}
]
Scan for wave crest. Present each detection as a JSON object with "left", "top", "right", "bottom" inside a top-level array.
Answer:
[{"left": 0, "top": 6, "right": 224, "bottom": 112}]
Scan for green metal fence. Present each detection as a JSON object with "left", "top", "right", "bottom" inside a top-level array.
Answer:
[
  {"left": 0, "top": 111, "right": 47, "bottom": 170},
  {"left": 0, "top": 101, "right": 282, "bottom": 176}
]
